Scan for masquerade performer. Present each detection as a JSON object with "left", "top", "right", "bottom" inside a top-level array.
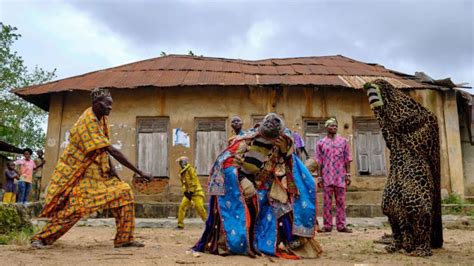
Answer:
[{"left": 193, "top": 113, "right": 322, "bottom": 259}]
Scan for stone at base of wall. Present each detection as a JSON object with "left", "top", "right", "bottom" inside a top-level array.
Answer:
[
  {"left": 30, "top": 215, "right": 473, "bottom": 231},
  {"left": 14, "top": 202, "right": 474, "bottom": 219}
]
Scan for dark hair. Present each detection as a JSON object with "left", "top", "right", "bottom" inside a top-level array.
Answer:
[{"left": 23, "top": 148, "right": 33, "bottom": 155}]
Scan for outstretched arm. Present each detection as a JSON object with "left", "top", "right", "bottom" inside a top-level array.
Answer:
[{"left": 106, "top": 145, "right": 152, "bottom": 181}]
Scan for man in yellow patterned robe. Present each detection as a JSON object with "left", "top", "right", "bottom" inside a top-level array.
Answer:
[{"left": 31, "top": 88, "right": 152, "bottom": 249}]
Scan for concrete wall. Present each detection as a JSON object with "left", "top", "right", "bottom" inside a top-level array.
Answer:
[
  {"left": 459, "top": 102, "right": 474, "bottom": 197},
  {"left": 41, "top": 86, "right": 465, "bottom": 201},
  {"left": 409, "top": 89, "right": 465, "bottom": 197}
]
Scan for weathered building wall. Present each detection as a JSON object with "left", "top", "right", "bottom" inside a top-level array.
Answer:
[
  {"left": 461, "top": 141, "right": 474, "bottom": 197},
  {"left": 41, "top": 86, "right": 464, "bottom": 201},
  {"left": 409, "top": 89, "right": 465, "bottom": 197},
  {"left": 459, "top": 104, "right": 474, "bottom": 197}
]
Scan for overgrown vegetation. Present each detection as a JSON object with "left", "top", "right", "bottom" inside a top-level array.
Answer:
[
  {"left": 442, "top": 193, "right": 463, "bottom": 205},
  {"left": 442, "top": 193, "right": 473, "bottom": 216},
  {"left": 0, "top": 204, "right": 35, "bottom": 245}
]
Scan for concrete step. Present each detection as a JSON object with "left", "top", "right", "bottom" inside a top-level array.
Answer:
[
  {"left": 14, "top": 202, "right": 474, "bottom": 219},
  {"left": 31, "top": 215, "right": 474, "bottom": 230},
  {"left": 315, "top": 190, "right": 383, "bottom": 205},
  {"left": 136, "top": 190, "right": 385, "bottom": 205}
]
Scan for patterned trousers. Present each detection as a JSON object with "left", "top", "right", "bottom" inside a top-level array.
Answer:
[
  {"left": 322, "top": 185, "right": 347, "bottom": 231},
  {"left": 32, "top": 203, "right": 135, "bottom": 246},
  {"left": 177, "top": 194, "right": 207, "bottom": 228}
]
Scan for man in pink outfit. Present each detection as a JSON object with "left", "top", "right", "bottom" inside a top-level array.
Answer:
[{"left": 315, "top": 118, "right": 352, "bottom": 233}]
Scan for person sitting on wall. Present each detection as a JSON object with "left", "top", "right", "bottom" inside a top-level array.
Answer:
[
  {"left": 176, "top": 156, "right": 207, "bottom": 229},
  {"left": 31, "top": 88, "right": 153, "bottom": 249}
]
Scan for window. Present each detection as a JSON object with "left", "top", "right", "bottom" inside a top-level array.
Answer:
[
  {"left": 354, "top": 118, "right": 386, "bottom": 176},
  {"left": 252, "top": 115, "right": 265, "bottom": 128},
  {"left": 137, "top": 117, "right": 169, "bottom": 177},
  {"left": 304, "top": 118, "right": 329, "bottom": 158},
  {"left": 195, "top": 118, "right": 227, "bottom": 175}
]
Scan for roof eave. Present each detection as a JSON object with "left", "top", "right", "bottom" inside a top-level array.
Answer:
[{"left": 14, "top": 92, "right": 50, "bottom": 111}]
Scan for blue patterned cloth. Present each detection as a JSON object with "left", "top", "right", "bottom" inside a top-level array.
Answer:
[{"left": 194, "top": 154, "right": 317, "bottom": 257}]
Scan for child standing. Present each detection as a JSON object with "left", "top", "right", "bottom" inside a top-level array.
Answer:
[
  {"left": 15, "top": 148, "right": 43, "bottom": 204},
  {"left": 3, "top": 161, "right": 19, "bottom": 203},
  {"left": 32, "top": 150, "right": 45, "bottom": 201}
]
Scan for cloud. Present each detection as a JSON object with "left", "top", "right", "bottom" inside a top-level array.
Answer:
[
  {"left": 0, "top": 0, "right": 137, "bottom": 79},
  {"left": 1, "top": 0, "right": 472, "bottom": 85}
]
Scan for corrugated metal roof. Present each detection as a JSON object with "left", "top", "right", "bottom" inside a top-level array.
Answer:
[
  {"left": 0, "top": 141, "right": 23, "bottom": 154},
  {"left": 13, "top": 54, "right": 441, "bottom": 110},
  {"left": 14, "top": 54, "right": 436, "bottom": 96}
]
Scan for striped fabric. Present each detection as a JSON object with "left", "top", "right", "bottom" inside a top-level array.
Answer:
[{"left": 239, "top": 137, "right": 274, "bottom": 180}]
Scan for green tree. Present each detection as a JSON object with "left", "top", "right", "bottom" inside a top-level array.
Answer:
[{"left": 0, "top": 23, "right": 56, "bottom": 151}]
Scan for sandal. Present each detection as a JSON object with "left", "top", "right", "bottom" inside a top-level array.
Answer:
[
  {"left": 114, "top": 241, "right": 145, "bottom": 248},
  {"left": 337, "top": 228, "right": 353, "bottom": 233},
  {"left": 317, "top": 227, "right": 332, "bottom": 233},
  {"left": 31, "top": 240, "right": 48, "bottom": 249}
]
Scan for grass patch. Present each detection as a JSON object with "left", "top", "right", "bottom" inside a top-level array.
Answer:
[
  {"left": 0, "top": 226, "right": 36, "bottom": 245},
  {"left": 442, "top": 193, "right": 463, "bottom": 205},
  {"left": 0, "top": 204, "right": 35, "bottom": 245},
  {"left": 441, "top": 193, "right": 474, "bottom": 216}
]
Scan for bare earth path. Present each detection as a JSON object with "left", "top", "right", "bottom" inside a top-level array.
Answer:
[{"left": 0, "top": 225, "right": 473, "bottom": 265}]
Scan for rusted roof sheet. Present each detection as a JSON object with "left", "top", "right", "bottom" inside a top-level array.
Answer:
[
  {"left": 14, "top": 55, "right": 437, "bottom": 96},
  {"left": 0, "top": 141, "right": 23, "bottom": 154},
  {"left": 14, "top": 55, "right": 442, "bottom": 110}
]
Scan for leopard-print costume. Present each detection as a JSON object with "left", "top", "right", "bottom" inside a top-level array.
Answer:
[{"left": 364, "top": 79, "right": 443, "bottom": 257}]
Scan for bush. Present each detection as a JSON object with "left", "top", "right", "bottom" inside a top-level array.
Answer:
[
  {"left": 0, "top": 226, "right": 36, "bottom": 245},
  {"left": 441, "top": 193, "right": 472, "bottom": 215},
  {"left": 0, "top": 204, "right": 34, "bottom": 245},
  {"left": 442, "top": 193, "right": 463, "bottom": 205}
]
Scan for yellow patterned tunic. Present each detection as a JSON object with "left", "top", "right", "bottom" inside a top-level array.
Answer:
[{"left": 41, "top": 107, "right": 134, "bottom": 218}]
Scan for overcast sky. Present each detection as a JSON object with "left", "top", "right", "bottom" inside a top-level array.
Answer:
[{"left": 1, "top": 0, "right": 472, "bottom": 87}]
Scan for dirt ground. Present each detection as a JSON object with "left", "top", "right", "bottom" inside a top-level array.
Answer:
[{"left": 0, "top": 226, "right": 473, "bottom": 265}]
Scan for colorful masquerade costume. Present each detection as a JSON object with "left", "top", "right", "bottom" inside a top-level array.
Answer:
[
  {"left": 193, "top": 129, "right": 322, "bottom": 258},
  {"left": 32, "top": 107, "right": 136, "bottom": 246}
]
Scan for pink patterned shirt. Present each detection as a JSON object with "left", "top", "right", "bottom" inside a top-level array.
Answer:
[
  {"left": 14, "top": 158, "right": 36, "bottom": 183},
  {"left": 315, "top": 135, "right": 352, "bottom": 188}
]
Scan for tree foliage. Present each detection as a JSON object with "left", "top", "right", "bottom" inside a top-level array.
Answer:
[{"left": 0, "top": 23, "right": 56, "bottom": 151}]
